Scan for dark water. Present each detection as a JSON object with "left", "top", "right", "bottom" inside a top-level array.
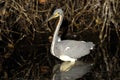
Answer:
[{"left": 0, "top": 0, "right": 120, "bottom": 80}]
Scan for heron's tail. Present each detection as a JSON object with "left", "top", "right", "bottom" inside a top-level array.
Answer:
[{"left": 87, "top": 42, "right": 95, "bottom": 50}]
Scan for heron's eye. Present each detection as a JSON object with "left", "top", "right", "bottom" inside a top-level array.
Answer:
[{"left": 57, "top": 12, "right": 60, "bottom": 14}]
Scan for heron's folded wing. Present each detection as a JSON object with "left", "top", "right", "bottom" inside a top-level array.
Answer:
[{"left": 57, "top": 40, "right": 94, "bottom": 59}]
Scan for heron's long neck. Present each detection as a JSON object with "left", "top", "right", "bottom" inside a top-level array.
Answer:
[{"left": 51, "top": 15, "right": 63, "bottom": 56}]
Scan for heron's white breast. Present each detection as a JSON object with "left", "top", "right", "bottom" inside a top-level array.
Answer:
[{"left": 60, "top": 55, "right": 76, "bottom": 62}]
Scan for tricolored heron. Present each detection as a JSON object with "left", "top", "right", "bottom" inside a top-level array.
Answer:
[{"left": 47, "top": 9, "right": 95, "bottom": 63}]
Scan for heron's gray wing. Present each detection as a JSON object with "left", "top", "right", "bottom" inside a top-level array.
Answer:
[{"left": 56, "top": 40, "right": 94, "bottom": 59}]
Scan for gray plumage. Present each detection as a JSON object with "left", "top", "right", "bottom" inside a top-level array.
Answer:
[
  {"left": 47, "top": 9, "right": 95, "bottom": 62},
  {"left": 55, "top": 40, "right": 94, "bottom": 59}
]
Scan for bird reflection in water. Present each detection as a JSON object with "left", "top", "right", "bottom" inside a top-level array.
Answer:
[
  {"left": 52, "top": 61, "right": 93, "bottom": 80},
  {"left": 46, "top": 9, "right": 94, "bottom": 80}
]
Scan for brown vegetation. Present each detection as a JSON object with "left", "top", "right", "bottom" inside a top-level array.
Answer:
[{"left": 0, "top": 0, "right": 120, "bottom": 80}]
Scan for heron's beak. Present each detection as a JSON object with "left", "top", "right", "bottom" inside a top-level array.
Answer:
[
  {"left": 47, "top": 15, "right": 56, "bottom": 22},
  {"left": 46, "top": 13, "right": 59, "bottom": 22}
]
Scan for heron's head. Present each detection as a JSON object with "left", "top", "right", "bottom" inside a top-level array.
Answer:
[{"left": 47, "top": 9, "right": 63, "bottom": 21}]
